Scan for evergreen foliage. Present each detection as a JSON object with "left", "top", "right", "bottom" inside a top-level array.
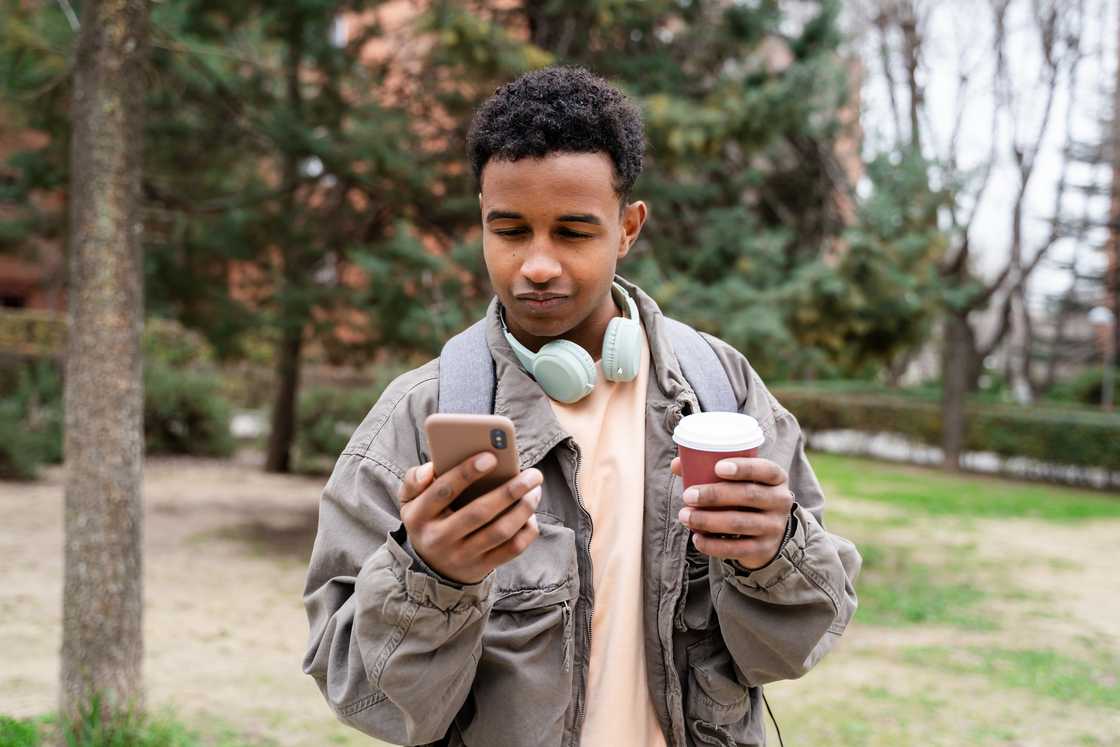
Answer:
[{"left": 0, "top": 0, "right": 950, "bottom": 467}]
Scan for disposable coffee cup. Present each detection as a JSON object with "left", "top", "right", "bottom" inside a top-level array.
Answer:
[{"left": 672, "top": 412, "right": 765, "bottom": 489}]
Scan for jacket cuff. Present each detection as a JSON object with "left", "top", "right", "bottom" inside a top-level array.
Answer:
[
  {"left": 383, "top": 525, "right": 494, "bottom": 610},
  {"left": 720, "top": 504, "right": 804, "bottom": 590},
  {"left": 396, "top": 526, "right": 468, "bottom": 590}
]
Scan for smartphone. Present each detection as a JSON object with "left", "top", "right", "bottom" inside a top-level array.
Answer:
[{"left": 424, "top": 413, "right": 520, "bottom": 511}]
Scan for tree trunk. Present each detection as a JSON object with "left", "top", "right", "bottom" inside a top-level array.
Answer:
[
  {"left": 941, "top": 312, "right": 974, "bottom": 471},
  {"left": 1042, "top": 289, "right": 1072, "bottom": 394},
  {"left": 61, "top": 0, "right": 148, "bottom": 723},
  {"left": 264, "top": 17, "right": 306, "bottom": 474},
  {"left": 264, "top": 325, "right": 302, "bottom": 473}
]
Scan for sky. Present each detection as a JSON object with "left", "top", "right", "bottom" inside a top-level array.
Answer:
[{"left": 845, "top": 0, "right": 1117, "bottom": 312}]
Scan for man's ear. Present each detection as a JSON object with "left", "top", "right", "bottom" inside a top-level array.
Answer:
[{"left": 618, "top": 200, "right": 648, "bottom": 258}]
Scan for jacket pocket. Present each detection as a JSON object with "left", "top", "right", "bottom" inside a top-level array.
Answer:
[
  {"left": 684, "top": 635, "right": 763, "bottom": 746},
  {"left": 676, "top": 539, "right": 716, "bottom": 632},
  {"left": 457, "top": 513, "right": 579, "bottom": 746}
]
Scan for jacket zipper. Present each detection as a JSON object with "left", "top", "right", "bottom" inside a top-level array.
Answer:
[
  {"left": 560, "top": 600, "right": 574, "bottom": 673},
  {"left": 663, "top": 400, "right": 693, "bottom": 746},
  {"left": 567, "top": 439, "right": 595, "bottom": 743}
]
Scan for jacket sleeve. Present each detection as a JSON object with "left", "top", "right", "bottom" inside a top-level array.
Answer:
[
  {"left": 701, "top": 336, "right": 862, "bottom": 686},
  {"left": 709, "top": 418, "right": 862, "bottom": 686},
  {"left": 302, "top": 444, "right": 494, "bottom": 745}
]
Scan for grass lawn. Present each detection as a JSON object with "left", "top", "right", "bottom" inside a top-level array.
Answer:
[
  {"left": 809, "top": 451, "right": 1120, "bottom": 520},
  {"left": 759, "top": 453, "right": 1120, "bottom": 747}
]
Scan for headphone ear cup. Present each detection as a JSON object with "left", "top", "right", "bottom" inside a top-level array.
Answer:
[
  {"left": 533, "top": 339, "right": 598, "bottom": 403},
  {"left": 602, "top": 317, "right": 641, "bottom": 381}
]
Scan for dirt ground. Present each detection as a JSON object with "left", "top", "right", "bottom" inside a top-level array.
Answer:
[
  {"left": 1, "top": 455, "right": 1117, "bottom": 746},
  {"left": 0, "top": 454, "right": 380, "bottom": 747}
]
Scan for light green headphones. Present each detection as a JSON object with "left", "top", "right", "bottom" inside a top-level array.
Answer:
[{"left": 500, "top": 282, "right": 643, "bottom": 404}]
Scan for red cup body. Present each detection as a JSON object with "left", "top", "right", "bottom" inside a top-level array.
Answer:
[{"left": 678, "top": 444, "right": 759, "bottom": 490}]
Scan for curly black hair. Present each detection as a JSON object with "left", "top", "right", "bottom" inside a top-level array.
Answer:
[{"left": 466, "top": 66, "right": 645, "bottom": 202}]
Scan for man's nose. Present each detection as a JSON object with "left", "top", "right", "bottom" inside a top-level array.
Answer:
[{"left": 520, "top": 246, "right": 562, "bottom": 284}]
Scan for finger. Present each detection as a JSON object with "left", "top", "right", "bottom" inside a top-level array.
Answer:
[
  {"left": 412, "top": 452, "right": 497, "bottom": 520},
  {"left": 714, "top": 458, "right": 788, "bottom": 486},
  {"left": 480, "top": 513, "right": 540, "bottom": 567},
  {"left": 445, "top": 469, "right": 543, "bottom": 539},
  {"left": 678, "top": 507, "right": 781, "bottom": 537},
  {"left": 464, "top": 484, "right": 542, "bottom": 554},
  {"left": 690, "top": 531, "right": 771, "bottom": 560},
  {"left": 682, "top": 481, "right": 794, "bottom": 512},
  {"left": 670, "top": 456, "right": 681, "bottom": 476},
  {"left": 398, "top": 462, "right": 434, "bottom": 504}
]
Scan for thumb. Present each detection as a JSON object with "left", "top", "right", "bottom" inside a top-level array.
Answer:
[{"left": 399, "top": 462, "right": 435, "bottom": 504}]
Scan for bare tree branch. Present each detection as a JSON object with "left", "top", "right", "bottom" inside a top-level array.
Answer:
[{"left": 874, "top": 3, "right": 906, "bottom": 146}]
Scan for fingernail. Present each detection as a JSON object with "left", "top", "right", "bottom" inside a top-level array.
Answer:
[
  {"left": 526, "top": 469, "right": 544, "bottom": 488},
  {"left": 715, "top": 461, "right": 736, "bottom": 478},
  {"left": 476, "top": 453, "right": 497, "bottom": 470},
  {"left": 419, "top": 462, "right": 433, "bottom": 481},
  {"left": 678, "top": 507, "right": 691, "bottom": 525},
  {"left": 525, "top": 485, "right": 542, "bottom": 506},
  {"left": 528, "top": 515, "right": 539, "bottom": 531},
  {"left": 683, "top": 488, "right": 699, "bottom": 505}
]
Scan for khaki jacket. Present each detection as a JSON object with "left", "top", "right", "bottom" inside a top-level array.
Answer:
[{"left": 302, "top": 277, "right": 861, "bottom": 746}]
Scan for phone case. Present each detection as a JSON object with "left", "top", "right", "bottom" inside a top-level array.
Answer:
[{"left": 424, "top": 413, "right": 520, "bottom": 510}]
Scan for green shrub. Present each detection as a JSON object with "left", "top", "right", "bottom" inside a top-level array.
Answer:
[
  {"left": 772, "top": 385, "right": 1120, "bottom": 472},
  {"left": 142, "top": 318, "right": 215, "bottom": 369},
  {"left": 1046, "top": 367, "right": 1115, "bottom": 407},
  {"left": 0, "top": 361, "right": 64, "bottom": 480},
  {"left": 144, "top": 363, "right": 234, "bottom": 457},
  {"left": 294, "top": 386, "right": 376, "bottom": 474},
  {"left": 0, "top": 321, "right": 237, "bottom": 479},
  {"left": 141, "top": 319, "right": 235, "bottom": 458},
  {"left": 294, "top": 360, "right": 414, "bottom": 474}
]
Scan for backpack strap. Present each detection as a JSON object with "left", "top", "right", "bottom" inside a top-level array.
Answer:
[
  {"left": 437, "top": 315, "right": 738, "bottom": 415},
  {"left": 437, "top": 319, "right": 495, "bottom": 415},
  {"left": 662, "top": 317, "right": 738, "bottom": 413}
]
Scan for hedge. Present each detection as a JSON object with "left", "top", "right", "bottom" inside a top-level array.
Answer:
[{"left": 771, "top": 385, "right": 1120, "bottom": 473}]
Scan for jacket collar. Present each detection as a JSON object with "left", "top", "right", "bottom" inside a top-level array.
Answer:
[{"left": 482, "top": 275, "right": 695, "bottom": 468}]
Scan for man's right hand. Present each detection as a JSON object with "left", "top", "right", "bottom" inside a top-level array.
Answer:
[{"left": 397, "top": 452, "right": 544, "bottom": 585}]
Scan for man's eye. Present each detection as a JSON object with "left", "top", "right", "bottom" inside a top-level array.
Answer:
[
  {"left": 494, "top": 228, "right": 527, "bottom": 237},
  {"left": 558, "top": 229, "right": 592, "bottom": 239}
]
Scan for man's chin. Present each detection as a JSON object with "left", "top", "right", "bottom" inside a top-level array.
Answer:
[{"left": 509, "top": 315, "right": 574, "bottom": 341}]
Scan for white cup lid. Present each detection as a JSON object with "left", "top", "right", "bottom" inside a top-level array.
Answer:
[{"left": 672, "top": 412, "right": 765, "bottom": 452}]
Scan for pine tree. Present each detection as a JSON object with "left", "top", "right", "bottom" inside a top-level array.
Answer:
[{"left": 416, "top": 0, "right": 910, "bottom": 380}]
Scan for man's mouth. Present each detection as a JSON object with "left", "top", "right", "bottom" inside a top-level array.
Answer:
[{"left": 518, "top": 295, "right": 569, "bottom": 311}]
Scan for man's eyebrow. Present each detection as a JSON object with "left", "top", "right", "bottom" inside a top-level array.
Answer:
[
  {"left": 556, "top": 213, "right": 602, "bottom": 225},
  {"left": 485, "top": 210, "right": 603, "bottom": 225},
  {"left": 485, "top": 210, "right": 522, "bottom": 222}
]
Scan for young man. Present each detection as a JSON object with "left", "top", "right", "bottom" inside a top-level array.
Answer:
[{"left": 303, "top": 66, "right": 861, "bottom": 747}]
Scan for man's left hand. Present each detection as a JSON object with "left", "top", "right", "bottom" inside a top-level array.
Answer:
[{"left": 670, "top": 456, "right": 794, "bottom": 570}]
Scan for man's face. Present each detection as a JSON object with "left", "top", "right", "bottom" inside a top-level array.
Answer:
[{"left": 480, "top": 151, "right": 646, "bottom": 347}]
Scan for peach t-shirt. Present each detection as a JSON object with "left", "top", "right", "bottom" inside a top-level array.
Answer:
[{"left": 547, "top": 325, "right": 667, "bottom": 747}]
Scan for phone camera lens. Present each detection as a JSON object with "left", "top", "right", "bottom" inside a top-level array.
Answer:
[{"left": 490, "top": 429, "right": 506, "bottom": 449}]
